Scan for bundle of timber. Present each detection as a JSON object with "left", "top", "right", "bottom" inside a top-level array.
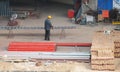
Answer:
[
  {"left": 91, "top": 64, "right": 115, "bottom": 71},
  {"left": 91, "top": 31, "right": 115, "bottom": 71},
  {"left": 114, "top": 40, "right": 120, "bottom": 58},
  {"left": 98, "top": 14, "right": 104, "bottom": 22},
  {"left": 91, "top": 46, "right": 115, "bottom": 70},
  {"left": 112, "top": 31, "right": 120, "bottom": 36},
  {"left": 112, "top": 31, "right": 120, "bottom": 58}
]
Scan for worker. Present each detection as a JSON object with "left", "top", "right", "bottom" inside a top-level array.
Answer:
[{"left": 44, "top": 15, "right": 53, "bottom": 41}]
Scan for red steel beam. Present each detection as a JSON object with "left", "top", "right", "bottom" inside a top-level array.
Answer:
[
  {"left": 56, "top": 43, "right": 91, "bottom": 47},
  {"left": 8, "top": 42, "right": 91, "bottom": 52}
]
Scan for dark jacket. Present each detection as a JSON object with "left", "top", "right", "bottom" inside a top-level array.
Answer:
[{"left": 44, "top": 19, "right": 52, "bottom": 30}]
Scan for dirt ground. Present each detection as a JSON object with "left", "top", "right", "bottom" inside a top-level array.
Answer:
[{"left": 0, "top": 58, "right": 120, "bottom": 72}]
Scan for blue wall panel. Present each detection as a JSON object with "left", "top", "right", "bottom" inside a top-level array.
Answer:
[{"left": 98, "top": 0, "right": 113, "bottom": 10}]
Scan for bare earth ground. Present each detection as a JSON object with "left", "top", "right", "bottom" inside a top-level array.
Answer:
[{"left": 0, "top": 59, "right": 120, "bottom": 72}]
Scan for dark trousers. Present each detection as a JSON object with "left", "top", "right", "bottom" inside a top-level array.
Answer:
[{"left": 45, "top": 30, "right": 50, "bottom": 40}]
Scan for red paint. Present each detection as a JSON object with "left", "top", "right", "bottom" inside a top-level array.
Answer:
[
  {"left": 8, "top": 42, "right": 56, "bottom": 52},
  {"left": 68, "top": 9, "right": 74, "bottom": 18},
  {"left": 102, "top": 10, "right": 109, "bottom": 18},
  {"left": 8, "top": 42, "right": 91, "bottom": 52}
]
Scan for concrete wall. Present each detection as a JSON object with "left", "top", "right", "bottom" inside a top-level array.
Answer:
[
  {"left": 10, "top": 0, "right": 73, "bottom": 5},
  {"left": 10, "top": 0, "right": 97, "bottom": 10},
  {"left": 10, "top": 0, "right": 34, "bottom": 3},
  {"left": 50, "top": 0, "right": 74, "bottom": 5},
  {"left": 50, "top": 0, "right": 97, "bottom": 10},
  {"left": 88, "top": 0, "right": 97, "bottom": 10}
]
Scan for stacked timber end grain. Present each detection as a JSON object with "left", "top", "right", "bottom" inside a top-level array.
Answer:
[
  {"left": 114, "top": 40, "right": 120, "bottom": 58},
  {"left": 112, "top": 31, "right": 120, "bottom": 58},
  {"left": 91, "top": 31, "right": 115, "bottom": 71}
]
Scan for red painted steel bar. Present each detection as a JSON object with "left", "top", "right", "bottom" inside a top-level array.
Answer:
[
  {"left": 56, "top": 43, "right": 92, "bottom": 47},
  {"left": 8, "top": 42, "right": 91, "bottom": 52},
  {"left": 8, "top": 42, "right": 56, "bottom": 52}
]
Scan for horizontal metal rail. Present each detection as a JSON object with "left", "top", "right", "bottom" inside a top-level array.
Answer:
[
  {"left": 0, "top": 26, "right": 76, "bottom": 30},
  {"left": 0, "top": 51, "right": 90, "bottom": 60},
  {"left": 57, "top": 43, "right": 92, "bottom": 47}
]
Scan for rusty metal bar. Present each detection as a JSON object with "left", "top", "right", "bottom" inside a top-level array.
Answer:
[{"left": 56, "top": 43, "right": 92, "bottom": 47}]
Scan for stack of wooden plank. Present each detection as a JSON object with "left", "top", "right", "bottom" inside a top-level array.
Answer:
[
  {"left": 91, "top": 31, "right": 115, "bottom": 71},
  {"left": 112, "top": 31, "right": 120, "bottom": 58},
  {"left": 98, "top": 14, "right": 104, "bottom": 22},
  {"left": 114, "top": 40, "right": 120, "bottom": 58}
]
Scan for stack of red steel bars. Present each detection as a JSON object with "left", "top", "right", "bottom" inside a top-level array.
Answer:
[{"left": 8, "top": 42, "right": 56, "bottom": 52}]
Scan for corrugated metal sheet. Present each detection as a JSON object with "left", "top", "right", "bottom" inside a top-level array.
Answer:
[
  {"left": 0, "top": 0, "right": 13, "bottom": 17},
  {"left": 98, "top": 0, "right": 113, "bottom": 10}
]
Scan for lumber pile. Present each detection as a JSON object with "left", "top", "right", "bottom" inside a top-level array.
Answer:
[
  {"left": 98, "top": 14, "right": 104, "bottom": 22},
  {"left": 112, "top": 31, "right": 120, "bottom": 58},
  {"left": 91, "top": 31, "right": 115, "bottom": 71},
  {"left": 114, "top": 40, "right": 120, "bottom": 58}
]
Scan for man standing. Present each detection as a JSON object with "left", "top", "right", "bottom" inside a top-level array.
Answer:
[{"left": 44, "top": 15, "right": 53, "bottom": 41}]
